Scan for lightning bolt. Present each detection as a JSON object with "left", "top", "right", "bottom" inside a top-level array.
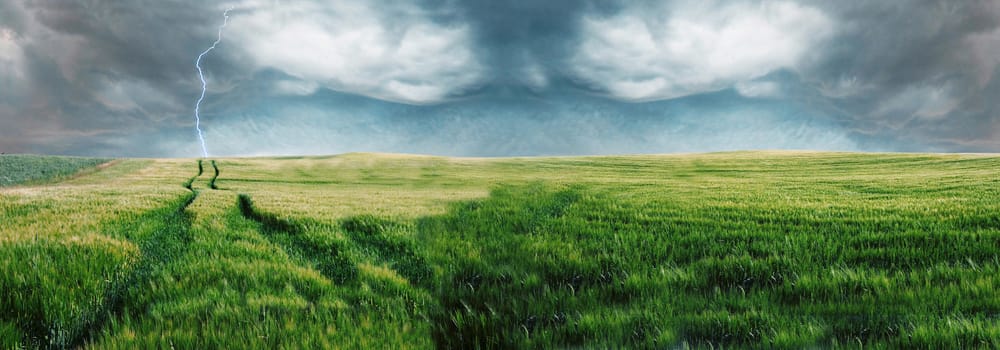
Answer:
[{"left": 194, "top": 7, "right": 233, "bottom": 158}]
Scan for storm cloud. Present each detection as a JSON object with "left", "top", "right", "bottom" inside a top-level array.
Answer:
[{"left": 0, "top": 0, "right": 997, "bottom": 156}]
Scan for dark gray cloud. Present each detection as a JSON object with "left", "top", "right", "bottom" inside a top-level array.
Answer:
[
  {"left": 798, "top": 0, "right": 1000, "bottom": 151},
  {"left": 0, "top": 0, "right": 998, "bottom": 156},
  {"left": 422, "top": 0, "right": 621, "bottom": 90},
  {"left": 0, "top": 0, "right": 227, "bottom": 151}
]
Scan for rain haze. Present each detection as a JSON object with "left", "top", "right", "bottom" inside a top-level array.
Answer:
[{"left": 1, "top": 0, "right": 998, "bottom": 157}]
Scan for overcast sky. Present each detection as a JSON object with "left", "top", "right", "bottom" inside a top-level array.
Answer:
[{"left": 1, "top": 0, "right": 998, "bottom": 157}]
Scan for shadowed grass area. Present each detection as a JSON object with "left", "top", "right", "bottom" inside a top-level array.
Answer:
[
  {"left": 340, "top": 215, "right": 434, "bottom": 288},
  {"left": 0, "top": 235, "right": 139, "bottom": 348},
  {"left": 417, "top": 183, "right": 1000, "bottom": 348}
]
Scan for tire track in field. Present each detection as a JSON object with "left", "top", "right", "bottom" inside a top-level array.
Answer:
[
  {"left": 237, "top": 194, "right": 358, "bottom": 284},
  {"left": 206, "top": 159, "right": 358, "bottom": 285},
  {"left": 70, "top": 160, "right": 203, "bottom": 348},
  {"left": 182, "top": 159, "right": 204, "bottom": 192},
  {"left": 219, "top": 158, "right": 356, "bottom": 284},
  {"left": 209, "top": 160, "right": 220, "bottom": 190},
  {"left": 237, "top": 194, "right": 433, "bottom": 288}
]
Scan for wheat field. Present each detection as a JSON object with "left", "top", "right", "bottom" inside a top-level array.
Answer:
[{"left": 2, "top": 152, "right": 999, "bottom": 348}]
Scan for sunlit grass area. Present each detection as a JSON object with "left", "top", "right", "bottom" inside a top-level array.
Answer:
[{"left": 2, "top": 152, "right": 999, "bottom": 348}]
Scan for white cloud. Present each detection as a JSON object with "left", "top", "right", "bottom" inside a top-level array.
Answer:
[
  {"left": 572, "top": 0, "right": 834, "bottom": 101},
  {"left": 875, "top": 84, "right": 960, "bottom": 122},
  {"left": 734, "top": 80, "right": 781, "bottom": 98},
  {"left": 1, "top": 28, "right": 18, "bottom": 57},
  {"left": 273, "top": 79, "right": 320, "bottom": 95},
  {"left": 0, "top": 28, "right": 25, "bottom": 82},
  {"left": 815, "top": 75, "right": 872, "bottom": 99},
  {"left": 94, "top": 79, "right": 181, "bottom": 115},
  {"left": 229, "top": 1, "right": 484, "bottom": 104},
  {"left": 0, "top": 27, "right": 28, "bottom": 110},
  {"left": 965, "top": 27, "right": 1000, "bottom": 88}
]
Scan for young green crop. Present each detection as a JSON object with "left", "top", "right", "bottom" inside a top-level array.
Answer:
[{"left": 0, "top": 155, "right": 111, "bottom": 187}]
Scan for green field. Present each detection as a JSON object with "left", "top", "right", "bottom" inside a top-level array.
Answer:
[
  {"left": 1, "top": 152, "right": 999, "bottom": 348},
  {"left": 0, "top": 155, "right": 112, "bottom": 187}
]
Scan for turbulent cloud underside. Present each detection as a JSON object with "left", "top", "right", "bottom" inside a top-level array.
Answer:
[{"left": 0, "top": 0, "right": 998, "bottom": 156}]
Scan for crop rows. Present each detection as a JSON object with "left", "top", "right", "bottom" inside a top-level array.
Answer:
[{"left": 0, "top": 155, "right": 111, "bottom": 187}]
